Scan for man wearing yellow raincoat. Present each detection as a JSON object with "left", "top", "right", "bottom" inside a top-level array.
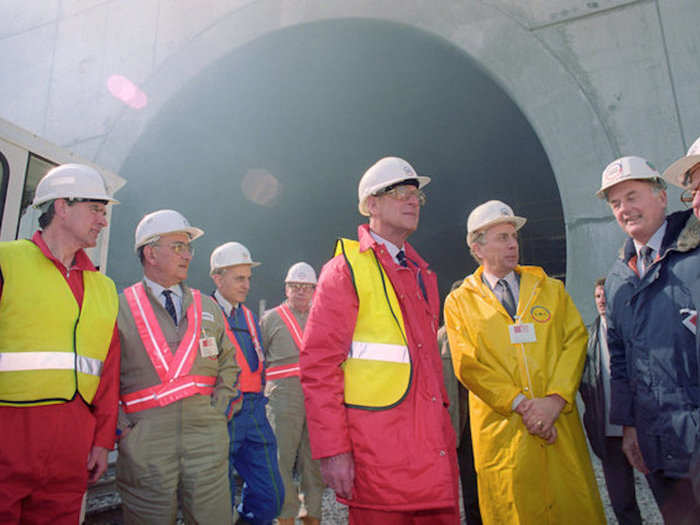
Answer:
[{"left": 444, "top": 200, "right": 604, "bottom": 525}]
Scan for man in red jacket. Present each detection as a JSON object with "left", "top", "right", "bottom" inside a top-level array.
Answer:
[
  {"left": 300, "top": 157, "right": 460, "bottom": 524},
  {"left": 0, "top": 164, "right": 120, "bottom": 524}
]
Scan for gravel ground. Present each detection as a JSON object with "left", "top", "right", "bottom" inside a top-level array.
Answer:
[
  {"left": 86, "top": 449, "right": 663, "bottom": 524},
  {"left": 313, "top": 450, "right": 664, "bottom": 525}
]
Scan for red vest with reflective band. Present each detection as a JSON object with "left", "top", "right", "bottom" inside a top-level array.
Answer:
[
  {"left": 218, "top": 301, "right": 263, "bottom": 393},
  {"left": 266, "top": 304, "right": 303, "bottom": 381},
  {"left": 120, "top": 283, "right": 215, "bottom": 413}
]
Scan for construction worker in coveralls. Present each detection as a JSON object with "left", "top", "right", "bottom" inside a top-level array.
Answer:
[
  {"left": 210, "top": 241, "right": 284, "bottom": 525},
  {"left": 0, "top": 164, "right": 120, "bottom": 524},
  {"left": 116, "top": 209, "right": 240, "bottom": 524},
  {"left": 261, "top": 262, "right": 324, "bottom": 525}
]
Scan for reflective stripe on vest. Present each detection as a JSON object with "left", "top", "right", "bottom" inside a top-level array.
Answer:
[
  {"left": 0, "top": 240, "right": 117, "bottom": 406},
  {"left": 266, "top": 363, "right": 300, "bottom": 380},
  {"left": 120, "top": 374, "right": 216, "bottom": 412},
  {"left": 242, "top": 305, "right": 264, "bottom": 363},
  {"left": 0, "top": 352, "right": 104, "bottom": 376},
  {"left": 265, "top": 304, "right": 303, "bottom": 381},
  {"left": 335, "top": 238, "right": 412, "bottom": 409},
  {"left": 216, "top": 300, "right": 263, "bottom": 393},
  {"left": 121, "top": 283, "right": 210, "bottom": 413},
  {"left": 275, "top": 304, "right": 304, "bottom": 350}
]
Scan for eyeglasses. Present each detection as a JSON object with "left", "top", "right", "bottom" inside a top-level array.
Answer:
[
  {"left": 680, "top": 188, "right": 698, "bottom": 207},
  {"left": 377, "top": 186, "right": 426, "bottom": 206},
  {"left": 153, "top": 241, "right": 194, "bottom": 256},
  {"left": 287, "top": 283, "right": 315, "bottom": 291}
]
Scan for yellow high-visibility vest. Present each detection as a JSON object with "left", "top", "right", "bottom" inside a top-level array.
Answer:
[
  {"left": 0, "top": 240, "right": 118, "bottom": 406},
  {"left": 335, "top": 238, "right": 412, "bottom": 409}
]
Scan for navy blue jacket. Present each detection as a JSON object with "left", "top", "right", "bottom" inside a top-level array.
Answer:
[{"left": 606, "top": 209, "right": 700, "bottom": 477}]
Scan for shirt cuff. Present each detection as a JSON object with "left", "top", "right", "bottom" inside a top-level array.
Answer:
[{"left": 511, "top": 393, "right": 527, "bottom": 411}]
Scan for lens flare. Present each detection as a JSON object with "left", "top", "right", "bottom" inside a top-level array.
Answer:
[{"left": 107, "top": 75, "right": 147, "bottom": 109}]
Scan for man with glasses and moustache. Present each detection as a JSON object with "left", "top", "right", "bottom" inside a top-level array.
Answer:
[
  {"left": 300, "top": 157, "right": 460, "bottom": 524},
  {"left": 662, "top": 136, "right": 700, "bottom": 507},
  {"left": 116, "top": 209, "right": 240, "bottom": 524},
  {"left": 261, "top": 262, "right": 324, "bottom": 525}
]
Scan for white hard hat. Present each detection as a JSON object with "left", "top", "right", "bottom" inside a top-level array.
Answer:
[
  {"left": 467, "top": 200, "right": 526, "bottom": 246},
  {"left": 357, "top": 157, "right": 430, "bottom": 216},
  {"left": 134, "top": 209, "right": 204, "bottom": 252},
  {"left": 663, "top": 136, "right": 700, "bottom": 188},
  {"left": 32, "top": 163, "right": 119, "bottom": 208},
  {"left": 285, "top": 262, "right": 317, "bottom": 284},
  {"left": 210, "top": 242, "right": 261, "bottom": 275},
  {"left": 597, "top": 156, "right": 663, "bottom": 198}
]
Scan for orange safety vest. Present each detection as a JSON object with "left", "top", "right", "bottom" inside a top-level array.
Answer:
[
  {"left": 216, "top": 299, "right": 264, "bottom": 393},
  {"left": 265, "top": 304, "right": 303, "bottom": 381},
  {"left": 120, "top": 283, "right": 216, "bottom": 413}
]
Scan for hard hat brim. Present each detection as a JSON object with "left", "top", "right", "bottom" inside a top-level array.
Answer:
[
  {"left": 135, "top": 226, "right": 204, "bottom": 251},
  {"left": 358, "top": 175, "right": 431, "bottom": 216},
  {"left": 32, "top": 193, "right": 120, "bottom": 208},
  {"left": 469, "top": 216, "right": 527, "bottom": 237},
  {"left": 662, "top": 155, "right": 700, "bottom": 188}
]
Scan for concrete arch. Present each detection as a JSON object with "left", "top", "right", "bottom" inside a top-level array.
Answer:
[{"left": 98, "top": 1, "right": 617, "bottom": 311}]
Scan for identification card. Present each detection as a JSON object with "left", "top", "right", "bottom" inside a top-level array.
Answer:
[
  {"left": 509, "top": 323, "right": 536, "bottom": 344},
  {"left": 199, "top": 336, "right": 219, "bottom": 357}
]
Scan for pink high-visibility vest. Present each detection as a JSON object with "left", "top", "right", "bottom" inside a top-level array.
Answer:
[{"left": 121, "top": 283, "right": 215, "bottom": 413}]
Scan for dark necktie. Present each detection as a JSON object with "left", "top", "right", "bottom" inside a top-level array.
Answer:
[
  {"left": 497, "top": 279, "right": 517, "bottom": 319},
  {"left": 397, "top": 249, "right": 408, "bottom": 267},
  {"left": 397, "top": 249, "right": 427, "bottom": 301},
  {"left": 162, "top": 290, "right": 178, "bottom": 326},
  {"left": 639, "top": 246, "right": 654, "bottom": 274}
]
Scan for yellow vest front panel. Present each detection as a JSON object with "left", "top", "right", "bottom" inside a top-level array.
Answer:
[
  {"left": 335, "top": 238, "right": 412, "bottom": 409},
  {"left": 0, "top": 240, "right": 117, "bottom": 406}
]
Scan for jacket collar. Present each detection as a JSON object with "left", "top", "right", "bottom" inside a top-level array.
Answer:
[
  {"left": 619, "top": 209, "right": 700, "bottom": 262},
  {"left": 357, "top": 224, "right": 429, "bottom": 270}
]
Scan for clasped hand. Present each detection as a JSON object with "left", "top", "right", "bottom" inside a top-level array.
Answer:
[{"left": 515, "top": 395, "right": 566, "bottom": 444}]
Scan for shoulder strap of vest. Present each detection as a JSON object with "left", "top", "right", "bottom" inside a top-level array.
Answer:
[
  {"left": 335, "top": 237, "right": 407, "bottom": 347},
  {"left": 335, "top": 238, "right": 358, "bottom": 296},
  {"left": 211, "top": 294, "right": 246, "bottom": 358},
  {"left": 275, "top": 303, "right": 304, "bottom": 350},
  {"left": 124, "top": 283, "right": 202, "bottom": 382},
  {"left": 240, "top": 305, "right": 264, "bottom": 362}
]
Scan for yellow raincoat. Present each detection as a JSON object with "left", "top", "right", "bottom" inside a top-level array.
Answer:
[{"left": 444, "top": 265, "right": 605, "bottom": 525}]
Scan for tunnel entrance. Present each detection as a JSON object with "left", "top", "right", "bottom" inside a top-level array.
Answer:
[{"left": 111, "top": 18, "right": 565, "bottom": 306}]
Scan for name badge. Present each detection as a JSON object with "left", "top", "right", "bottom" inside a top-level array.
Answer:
[
  {"left": 509, "top": 323, "right": 536, "bottom": 344},
  {"left": 200, "top": 336, "right": 219, "bottom": 357}
]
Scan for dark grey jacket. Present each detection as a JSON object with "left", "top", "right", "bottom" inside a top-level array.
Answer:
[
  {"left": 580, "top": 316, "right": 607, "bottom": 460},
  {"left": 606, "top": 209, "right": 700, "bottom": 477}
]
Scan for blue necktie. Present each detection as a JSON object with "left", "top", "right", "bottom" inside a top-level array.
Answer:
[{"left": 162, "top": 290, "right": 178, "bottom": 326}]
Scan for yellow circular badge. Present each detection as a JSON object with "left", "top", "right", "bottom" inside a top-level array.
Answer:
[{"left": 530, "top": 305, "right": 551, "bottom": 323}]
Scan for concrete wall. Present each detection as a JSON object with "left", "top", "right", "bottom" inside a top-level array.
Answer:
[{"left": 1, "top": 0, "right": 698, "bottom": 320}]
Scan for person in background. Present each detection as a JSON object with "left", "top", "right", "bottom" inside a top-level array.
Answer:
[
  {"left": 261, "top": 262, "right": 324, "bottom": 525},
  {"left": 210, "top": 241, "right": 284, "bottom": 525},
  {"left": 580, "top": 277, "right": 645, "bottom": 524},
  {"left": 438, "top": 278, "right": 482, "bottom": 525}
]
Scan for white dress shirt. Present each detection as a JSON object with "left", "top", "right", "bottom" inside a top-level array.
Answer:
[{"left": 143, "top": 276, "right": 183, "bottom": 324}]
